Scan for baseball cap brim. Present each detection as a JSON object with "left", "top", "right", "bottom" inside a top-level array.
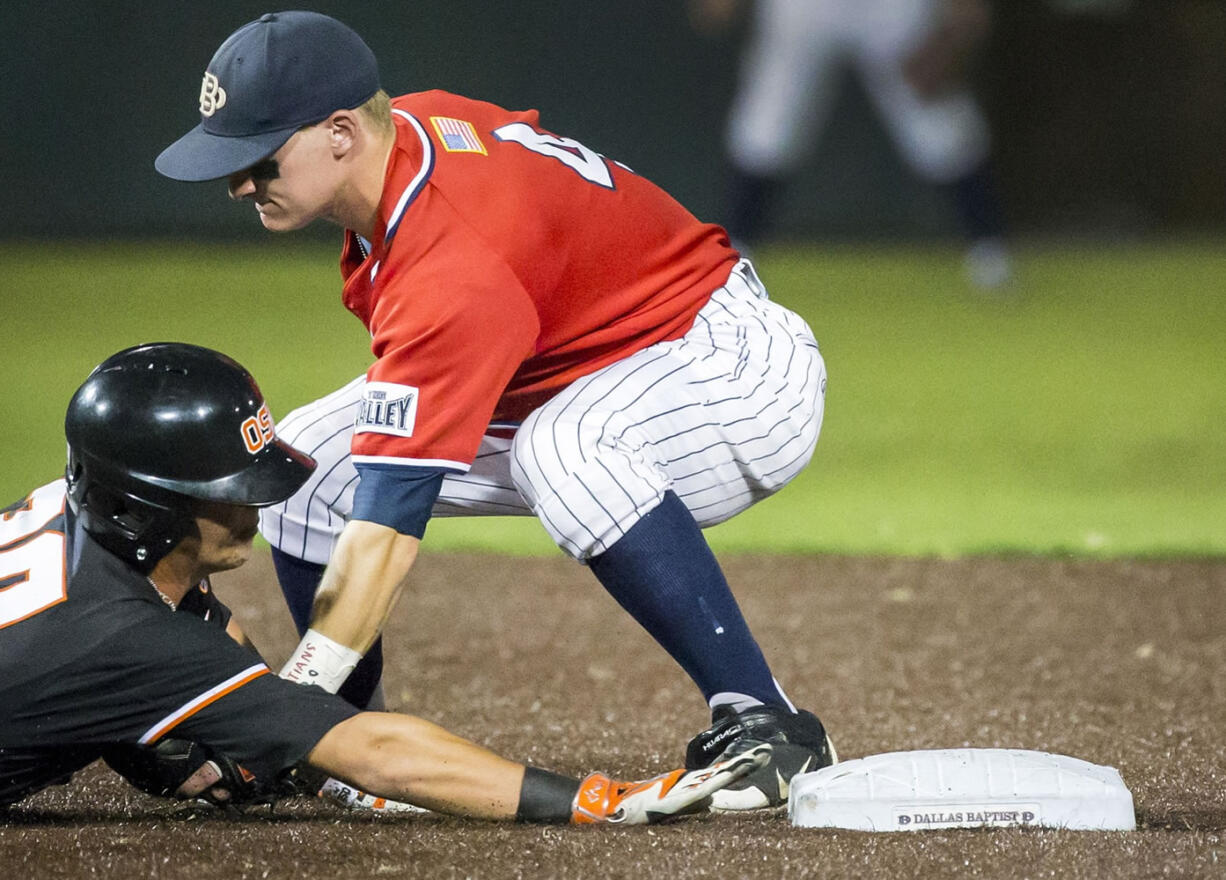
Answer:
[{"left": 155, "top": 122, "right": 299, "bottom": 182}]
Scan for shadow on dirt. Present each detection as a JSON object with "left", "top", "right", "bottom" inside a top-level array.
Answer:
[{"left": 1137, "top": 808, "right": 1226, "bottom": 832}]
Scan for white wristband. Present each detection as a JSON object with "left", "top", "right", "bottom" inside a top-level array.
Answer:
[{"left": 280, "top": 628, "right": 363, "bottom": 693}]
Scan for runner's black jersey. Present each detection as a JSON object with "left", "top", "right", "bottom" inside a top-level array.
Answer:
[{"left": 0, "top": 481, "right": 357, "bottom": 805}]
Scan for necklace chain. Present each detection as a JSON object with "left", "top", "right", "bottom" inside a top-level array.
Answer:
[{"left": 146, "top": 576, "right": 178, "bottom": 612}]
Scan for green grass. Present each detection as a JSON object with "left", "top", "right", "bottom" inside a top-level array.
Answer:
[
  {"left": 739, "top": 241, "right": 1225, "bottom": 557},
  {"left": 3, "top": 239, "right": 1222, "bottom": 557}
]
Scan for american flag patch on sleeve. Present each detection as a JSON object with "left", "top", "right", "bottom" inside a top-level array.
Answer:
[{"left": 430, "top": 116, "right": 487, "bottom": 154}]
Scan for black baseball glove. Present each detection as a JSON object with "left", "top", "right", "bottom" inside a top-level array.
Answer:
[{"left": 102, "top": 738, "right": 289, "bottom": 808}]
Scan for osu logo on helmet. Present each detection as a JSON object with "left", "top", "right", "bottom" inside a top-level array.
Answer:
[{"left": 240, "top": 403, "right": 276, "bottom": 454}]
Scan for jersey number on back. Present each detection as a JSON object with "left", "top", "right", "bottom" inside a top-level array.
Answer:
[
  {"left": 493, "top": 123, "right": 618, "bottom": 189},
  {"left": 0, "top": 481, "right": 68, "bottom": 628}
]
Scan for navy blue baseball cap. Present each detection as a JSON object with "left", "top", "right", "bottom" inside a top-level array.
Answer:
[{"left": 156, "top": 11, "right": 380, "bottom": 181}]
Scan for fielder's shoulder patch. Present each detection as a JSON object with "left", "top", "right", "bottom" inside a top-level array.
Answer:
[
  {"left": 355, "top": 382, "right": 419, "bottom": 438},
  {"left": 430, "top": 116, "right": 487, "bottom": 154}
]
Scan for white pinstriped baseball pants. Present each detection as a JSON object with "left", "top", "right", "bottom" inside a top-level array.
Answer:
[{"left": 258, "top": 260, "right": 826, "bottom": 564}]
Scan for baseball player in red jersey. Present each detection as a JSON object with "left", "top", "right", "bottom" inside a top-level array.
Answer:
[
  {"left": 0, "top": 342, "right": 762, "bottom": 821},
  {"left": 157, "top": 11, "right": 836, "bottom": 810}
]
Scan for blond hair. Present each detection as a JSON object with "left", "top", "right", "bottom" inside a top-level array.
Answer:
[{"left": 357, "top": 89, "right": 394, "bottom": 136}]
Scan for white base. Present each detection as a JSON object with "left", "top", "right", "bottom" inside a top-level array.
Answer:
[{"left": 789, "top": 749, "right": 1135, "bottom": 831}]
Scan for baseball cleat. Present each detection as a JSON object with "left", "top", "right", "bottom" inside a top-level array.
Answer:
[
  {"left": 685, "top": 706, "right": 837, "bottom": 811},
  {"left": 571, "top": 742, "right": 772, "bottom": 825}
]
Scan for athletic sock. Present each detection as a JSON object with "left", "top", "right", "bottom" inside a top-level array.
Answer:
[
  {"left": 586, "top": 491, "right": 789, "bottom": 709},
  {"left": 269, "top": 547, "right": 325, "bottom": 631},
  {"left": 269, "top": 546, "right": 384, "bottom": 709},
  {"left": 947, "top": 161, "right": 1007, "bottom": 242},
  {"left": 725, "top": 168, "right": 784, "bottom": 246}
]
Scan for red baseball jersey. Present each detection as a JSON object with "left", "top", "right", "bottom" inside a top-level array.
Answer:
[{"left": 341, "top": 90, "right": 738, "bottom": 471}]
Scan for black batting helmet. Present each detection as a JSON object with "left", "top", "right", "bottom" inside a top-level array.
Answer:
[{"left": 64, "top": 342, "right": 316, "bottom": 571}]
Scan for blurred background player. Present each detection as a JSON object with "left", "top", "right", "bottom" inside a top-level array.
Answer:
[
  {"left": 154, "top": 11, "right": 836, "bottom": 811},
  {"left": 0, "top": 342, "right": 761, "bottom": 822},
  {"left": 690, "top": 0, "right": 1013, "bottom": 288}
]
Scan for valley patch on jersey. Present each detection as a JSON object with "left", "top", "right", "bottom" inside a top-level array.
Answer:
[{"left": 355, "top": 382, "right": 419, "bottom": 438}]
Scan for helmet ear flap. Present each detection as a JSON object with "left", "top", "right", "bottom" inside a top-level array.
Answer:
[
  {"left": 66, "top": 453, "right": 195, "bottom": 573},
  {"left": 82, "top": 483, "right": 146, "bottom": 542}
]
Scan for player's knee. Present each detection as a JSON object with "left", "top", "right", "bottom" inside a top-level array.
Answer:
[{"left": 510, "top": 421, "right": 668, "bottom": 561}]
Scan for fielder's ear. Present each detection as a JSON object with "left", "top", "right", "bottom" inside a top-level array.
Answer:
[{"left": 327, "top": 110, "right": 361, "bottom": 158}]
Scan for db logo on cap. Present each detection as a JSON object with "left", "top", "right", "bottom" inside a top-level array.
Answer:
[{"left": 199, "top": 71, "right": 227, "bottom": 116}]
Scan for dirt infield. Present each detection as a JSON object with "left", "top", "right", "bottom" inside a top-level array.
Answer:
[{"left": 3, "top": 552, "right": 1223, "bottom": 878}]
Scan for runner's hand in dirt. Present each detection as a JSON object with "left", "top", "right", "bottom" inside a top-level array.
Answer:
[
  {"left": 572, "top": 743, "right": 771, "bottom": 824},
  {"left": 103, "top": 739, "right": 283, "bottom": 807}
]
